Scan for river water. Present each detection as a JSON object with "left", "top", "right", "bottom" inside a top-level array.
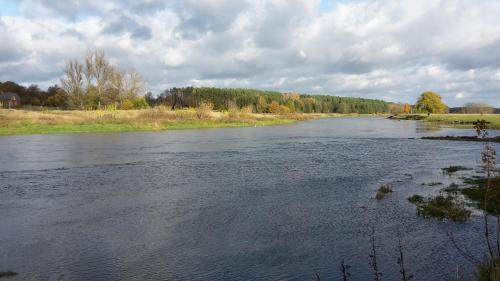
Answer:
[{"left": 0, "top": 118, "right": 499, "bottom": 280}]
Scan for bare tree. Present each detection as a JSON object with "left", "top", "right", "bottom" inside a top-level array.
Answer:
[
  {"left": 61, "top": 60, "right": 84, "bottom": 109},
  {"left": 122, "top": 70, "right": 146, "bottom": 99},
  {"left": 462, "top": 102, "right": 494, "bottom": 114}
]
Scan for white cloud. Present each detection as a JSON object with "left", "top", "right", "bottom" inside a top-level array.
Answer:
[{"left": 0, "top": 0, "right": 499, "bottom": 106}]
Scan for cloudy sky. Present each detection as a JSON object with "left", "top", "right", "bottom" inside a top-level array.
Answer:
[{"left": 1, "top": 0, "right": 500, "bottom": 106}]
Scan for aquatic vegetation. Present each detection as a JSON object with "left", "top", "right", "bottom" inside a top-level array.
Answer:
[
  {"left": 461, "top": 176, "right": 500, "bottom": 214},
  {"left": 0, "top": 271, "right": 17, "bottom": 278},
  {"left": 442, "top": 166, "right": 470, "bottom": 175},
  {"left": 475, "top": 258, "right": 500, "bottom": 281},
  {"left": 421, "top": 182, "right": 443, "bottom": 186},
  {"left": 407, "top": 195, "right": 424, "bottom": 204},
  {"left": 409, "top": 195, "right": 471, "bottom": 222},
  {"left": 443, "top": 183, "right": 460, "bottom": 193},
  {"left": 376, "top": 184, "right": 393, "bottom": 200}
]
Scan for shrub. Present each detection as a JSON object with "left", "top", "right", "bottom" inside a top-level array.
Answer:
[
  {"left": 120, "top": 99, "right": 134, "bottom": 110},
  {"left": 196, "top": 102, "right": 214, "bottom": 119},
  {"left": 134, "top": 97, "right": 149, "bottom": 109}
]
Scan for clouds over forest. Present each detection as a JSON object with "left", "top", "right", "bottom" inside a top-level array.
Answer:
[{"left": 1, "top": 0, "right": 500, "bottom": 106}]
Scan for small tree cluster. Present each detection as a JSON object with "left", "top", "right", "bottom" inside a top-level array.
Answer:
[{"left": 61, "top": 49, "right": 147, "bottom": 110}]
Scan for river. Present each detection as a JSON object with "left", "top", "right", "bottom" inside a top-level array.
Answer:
[{"left": 1, "top": 118, "right": 499, "bottom": 280}]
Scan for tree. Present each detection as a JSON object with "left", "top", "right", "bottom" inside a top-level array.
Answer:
[
  {"left": 61, "top": 60, "right": 84, "bottom": 109},
  {"left": 268, "top": 101, "right": 280, "bottom": 113},
  {"left": 403, "top": 103, "right": 412, "bottom": 114},
  {"left": 415, "top": 91, "right": 447, "bottom": 115},
  {"left": 462, "top": 102, "right": 494, "bottom": 114},
  {"left": 62, "top": 49, "right": 147, "bottom": 109}
]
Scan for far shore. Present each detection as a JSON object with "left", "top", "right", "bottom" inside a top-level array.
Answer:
[
  {"left": 389, "top": 113, "right": 500, "bottom": 129},
  {"left": 1, "top": 109, "right": 499, "bottom": 136},
  {"left": 0, "top": 108, "right": 379, "bottom": 136}
]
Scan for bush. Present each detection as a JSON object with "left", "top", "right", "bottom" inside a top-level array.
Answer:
[
  {"left": 134, "top": 97, "right": 149, "bottom": 109},
  {"left": 196, "top": 102, "right": 213, "bottom": 119},
  {"left": 120, "top": 99, "right": 134, "bottom": 110}
]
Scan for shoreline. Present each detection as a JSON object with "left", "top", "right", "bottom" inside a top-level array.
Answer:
[
  {"left": 389, "top": 114, "right": 500, "bottom": 129},
  {"left": 1, "top": 109, "right": 351, "bottom": 136}
]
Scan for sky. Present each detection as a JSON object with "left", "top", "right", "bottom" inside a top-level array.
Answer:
[{"left": 1, "top": 0, "right": 500, "bottom": 106}]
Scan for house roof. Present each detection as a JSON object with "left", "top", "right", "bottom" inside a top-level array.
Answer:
[{"left": 0, "top": 92, "right": 20, "bottom": 100}]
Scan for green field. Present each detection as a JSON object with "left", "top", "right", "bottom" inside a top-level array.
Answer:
[{"left": 393, "top": 114, "right": 500, "bottom": 129}]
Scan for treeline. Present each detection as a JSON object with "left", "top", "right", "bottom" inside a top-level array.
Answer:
[
  {"left": 1, "top": 82, "right": 389, "bottom": 113},
  {"left": 146, "top": 87, "right": 389, "bottom": 114},
  {"left": 0, "top": 81, "right": 68, "bottom": 107}
]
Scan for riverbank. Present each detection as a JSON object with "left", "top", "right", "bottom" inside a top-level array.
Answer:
[
  {"left": 390, "top": 114, "right": 500, "bottom": 129},
  {"left": 422, "top": 136, "right": 500, "bottom": 143},
  {"left": 0, "top": 108, "right": 327, "bottom": 136}
]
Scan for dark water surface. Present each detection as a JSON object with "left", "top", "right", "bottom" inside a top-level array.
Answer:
[{"left": 1, "top": 118, "right": 499, "bottom": 280}]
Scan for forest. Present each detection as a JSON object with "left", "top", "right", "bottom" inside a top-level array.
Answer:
[
  {"left": 146, "top": 87, "right": 389, "bottom": 114},
  {"left": 0, "top": 81, "right": 389, "bottom": 114}
]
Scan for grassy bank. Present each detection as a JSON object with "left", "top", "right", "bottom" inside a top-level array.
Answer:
[
  {"left": 391, "top": 114, "right": 500, "bottom": 129},
  {"left": 0, "top": 108, "right": 317, "bottom": 136}
]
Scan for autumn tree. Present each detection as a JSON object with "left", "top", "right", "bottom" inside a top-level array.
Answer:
[
  {"left": 256, "top": 95, "right": 268, "bottom": 113},
  {"left": 403, "top": 103, "right": 412, "bottom": 114},
  {"left": 415, "top": 91, "right": 447, "bottom": 115},
  {"left": 268, "top": 101, "right": 280, "bottom": 113}
]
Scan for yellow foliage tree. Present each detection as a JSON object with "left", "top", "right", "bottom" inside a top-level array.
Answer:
[
  {"left": 403, "top": 103, "right": 412, "bottom": 114},
  {"left": 415, "top": 91, "right": 447, "bottom": 115}
]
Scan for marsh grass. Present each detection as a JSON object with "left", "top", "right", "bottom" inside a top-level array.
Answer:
[
  {"left": 408, "top": 194, "right": 471, "bottom": 222},
  {"left": 421, "top": 182, "right": 443, "bottom": 187},
  {"left": 461, "top": 176, "right": 500, "bottom": 214},
  {"left": 475, "top": 258, "right": 500, "bottom": 281},
  {"left": 0, "top": 108, "right": 313, "bottom": 135},
  {"left": 442, "top": 166, "right": 470, "bottom": 175}
]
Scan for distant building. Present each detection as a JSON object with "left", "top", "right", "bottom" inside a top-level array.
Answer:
[{"left": 0, "top": 92, "right": 21, "bottom": 109}]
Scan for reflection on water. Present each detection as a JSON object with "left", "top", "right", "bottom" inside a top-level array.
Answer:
[{"left": 0, "top": 118, "right": 499, "bottom": 280}]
